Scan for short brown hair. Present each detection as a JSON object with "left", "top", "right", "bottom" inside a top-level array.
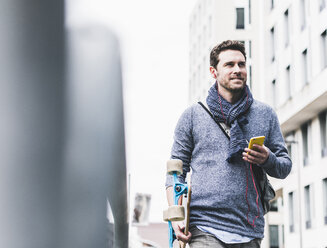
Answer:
[{"left": 210, "top": 40, "right": 246, "bottom": 68}]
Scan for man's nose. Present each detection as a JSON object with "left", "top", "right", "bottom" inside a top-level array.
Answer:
[{"left": 233, "top": 65, "right": 241, "bottom": 73}]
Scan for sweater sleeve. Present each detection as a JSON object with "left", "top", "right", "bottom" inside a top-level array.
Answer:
[
  {"left": 165, "top": 107, "right": 194, "bottom": 188},
  {"left": 260, "top": 109, "right": 292, "bottom": 179}
]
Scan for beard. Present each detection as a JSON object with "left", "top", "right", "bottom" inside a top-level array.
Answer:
[{"left": 219, "top": 78, "right": 246, "bottom": 93}]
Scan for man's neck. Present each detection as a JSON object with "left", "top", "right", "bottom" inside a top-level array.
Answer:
[{"left": 219, "top": 87, "right": 243, "bottom": 104}]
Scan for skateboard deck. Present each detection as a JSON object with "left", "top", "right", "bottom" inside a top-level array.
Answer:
[{"left": 180, "top": 179, "right": 191, "bottom": 248}]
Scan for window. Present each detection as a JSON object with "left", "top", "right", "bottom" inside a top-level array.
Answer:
[
  {"left": 321, "top": 30, "right": 327, "bottom": 69},
  {"left": 272, "top": 79, "right": 276, "bottom": 108},
  {"left": 302, "top": 49, "right": 308, "bottom": 86},
  {"left": 300, "top": 0, "right": 306, "bottom": 30},
  {"left": 270, "top": 199, "right": 278, "bottom": 212},
  {"left": 304, "top": 185, "right": 314, "bottom": 229},
  {"left": 288, "top": 192, "right": 295, "bottom": 232},
  {"left": 320, "top": 0, "right": 326, "bottom": 11},
  {"left": 269, "top": 225, "right": 279, "bottom": 248},
  {"left": 271, "top": 27, "right": 275, "bottom": 61},
  {"left": 271, "top": 0, "right": 275, "bottom": 10},
  {"left": 285, "top": 134, "right": 294, "bottom": 161},
  {"left": 282, "top": 225, "right": 285, "bottom": 247},
  {"left": 301, "top": 122, "right": 311, "bottom": 166},
  {"left": 236, "top": 8, "right": 245, "bottom": 29},
  {"left": 323, "top": 178, "right": 327, "bottom": 224},
  {"left": 284, "top": 9, "right": 290, "bottom": 47},
  {"left": 320, "top": 111, "right": 327, "bottom": 157},
  {"left": 285, "top": 65, "right": 291, "bottom": 99}
]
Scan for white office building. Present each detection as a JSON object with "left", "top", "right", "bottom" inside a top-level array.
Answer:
[
  {"left": 189, "top": 0, "right": 327, "bottom": 247},
  {"left": 189, "top": 0, "right": 263, "bottom": 102}
]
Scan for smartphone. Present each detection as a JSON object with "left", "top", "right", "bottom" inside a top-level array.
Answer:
[{"left": 248, "top": 136, "right": 265, "bottom": 151}]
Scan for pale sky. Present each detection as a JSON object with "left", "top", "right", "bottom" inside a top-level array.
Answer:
[{"left": 67, "top": 0, "right": 199, "bottom": 222}]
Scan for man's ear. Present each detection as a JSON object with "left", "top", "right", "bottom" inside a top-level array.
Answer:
[{"left": 209, "top": 66, "right": 217, "bottom": 79}]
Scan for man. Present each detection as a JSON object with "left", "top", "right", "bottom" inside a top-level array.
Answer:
[{"left": 165, "top": 40, "right": 292, "bottom": 247}]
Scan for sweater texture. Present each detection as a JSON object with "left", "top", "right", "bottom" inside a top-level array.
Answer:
[{"left": 165, "top": 100, "right": 292, "bottom": 239}]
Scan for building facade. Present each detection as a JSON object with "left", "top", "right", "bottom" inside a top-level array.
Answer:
[
  {"left": 263, "top": 0, "right": 327, "bottom": 248},
  {"left": 189, "top": 0, "right": 262, "bottom": 102},
  {"left": 189, "top": 0, "right": 327, "bottom": 247}
]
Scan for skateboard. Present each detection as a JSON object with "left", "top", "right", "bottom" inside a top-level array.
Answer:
[{"left": 163, "top": 159, "right": 192, "bottom": 248}]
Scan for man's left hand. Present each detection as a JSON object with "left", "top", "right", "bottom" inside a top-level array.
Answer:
[{"left": 243, "top": 144, "right": 269, "bottom": 165}]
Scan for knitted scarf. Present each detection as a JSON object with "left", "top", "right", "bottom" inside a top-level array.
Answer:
[{"left": 206, "top": 82, "right": 253, "bottom": 163}]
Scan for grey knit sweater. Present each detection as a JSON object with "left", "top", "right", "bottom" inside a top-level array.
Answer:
[{"left": 165, "top": 100, "right": 292, "bottom": 239}]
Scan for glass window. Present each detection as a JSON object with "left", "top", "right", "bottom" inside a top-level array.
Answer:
[
  {"left": 271, "top": 27, "right": 275, "bottom": 62},
  {"left": 269, "top": 225, "right": 279, "bottom": 248},
  {"left": 284, "top": 9, "right": 290, "bottom": 47},
  {"left": 301, "top": 122, "right": 311, "bottom": 166},
  {"left": 319, "top": 111, "right": 327, "bottom": 157},
  {"left": 302, "top": 49, "right": 308, "bottom": 86},
  {"left": 320, "top": 0, "right": 326, "bottom": 11},
  {"left": 322, "top": 30, "right": 327, "bottom": 69},
  {"left": 270, "top": 199, "right": 278, "bottom": 212},
  {"left": 282, "top": 225, "right": 285, "bottom": 246},
  {"left": 323, "top": 178, "right": 327, "bottom": 225},
  {"left": 287, "top": 140, "right": 292, "bottom": 161},
  {"left": 285, "top": 132, "right": 296, "bottom": 172},
  {"left": 288, "top": 192, "right": 295, "bottom": 232},
  {"left": 272, "top": 79, "right": 276, "bottom": 108},
  {"left": 285, "top": 65, "right": 291, "bottom": 99},
  {"left": 236, "top": 8, "right": 245, "bottom": 29},
  {"left": 304, "top": 185, "right": 314, "bottom": 229}
]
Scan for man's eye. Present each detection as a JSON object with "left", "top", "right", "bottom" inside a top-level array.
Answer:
[{"left": 239, "top": 63, "right": 246, "bottom": 67}]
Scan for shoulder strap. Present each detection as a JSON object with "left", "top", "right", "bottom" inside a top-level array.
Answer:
[{"left": 197, "top": 102, "right": 230, "bottom": 140}]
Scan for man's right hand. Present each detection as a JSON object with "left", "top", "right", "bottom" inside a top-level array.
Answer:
[{"left": 172, "top": 221, "right": 192, "bottom": 243}]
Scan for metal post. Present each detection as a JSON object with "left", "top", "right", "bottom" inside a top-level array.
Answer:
[
  {"left": 0, "top": 1, "right": 128, "bottom": 247},
  {"left": 60, "top": 24, "right": 128, "bottom": 248},
  {"left": 0, "top": 1, "right": 65, "bottom": 247}
]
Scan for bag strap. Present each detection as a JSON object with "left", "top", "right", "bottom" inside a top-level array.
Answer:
[{"left": 197, "top": 102, "right": 230, "bottom": 140}]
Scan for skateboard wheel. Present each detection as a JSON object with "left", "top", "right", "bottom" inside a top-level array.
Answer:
[
  {"left": 167, "top": 205, "right": 185, "bottom": 221},
  {"left": 167, "top": 159, "right": 183, "bottom": 175},
  {"left": 163, "top": 209, "right": 169, "bottom": 222}
]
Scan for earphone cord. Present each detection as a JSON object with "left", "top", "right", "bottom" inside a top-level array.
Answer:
[
  {"left": 216, "top": 81, "right": 257, "bottom": 226},
  {"left": 246, "top": 163, "right": 260, "bottom": 227}
]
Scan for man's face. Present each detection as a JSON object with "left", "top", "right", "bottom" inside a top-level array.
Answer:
[{"left": 210, "top": 49, "right": 247, "bottom": 93}]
